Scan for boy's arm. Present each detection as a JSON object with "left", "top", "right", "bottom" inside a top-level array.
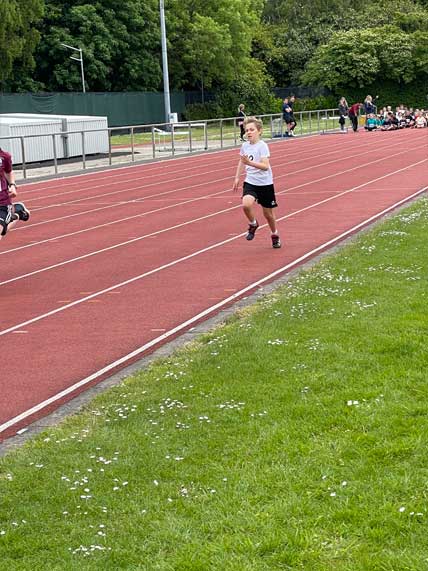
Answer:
[
  {"left": 233, "top": 158, "right": 244, "bottom": 191},
  {"left": 241, "top": 155, "right": 270, "bottom": 171},
  {"left": 5, "top": 169, "right": 17, "bottom": 198}
]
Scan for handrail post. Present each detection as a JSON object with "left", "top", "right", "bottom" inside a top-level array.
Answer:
[
  {"left": 220, "top": 119, "right": 223, "bottom": 149},
  {"left": 81, "top": 131, "right": 86, "bottom": 169},
  {"left": 108, "top": 129, "right": 112, "bottom": 165},
  {"left": 189, "top": 122, "right": 192, "bottom": 152},
  {"left": 19, "top": 137, "right": 27, "bottom": 179},
  {"left": 151, "top": 126, "right": 156, "bottom": 158},
  {"left": 131, "top": 127, "right": 135, "bottom": 162},
  {"left": 171, "top": 123, "right": 175, "bottom": 156},
  {"left": 52, "top": 134, "right": 58, "bottom": 175}
]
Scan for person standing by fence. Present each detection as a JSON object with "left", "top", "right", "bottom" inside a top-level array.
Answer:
[
  {"left": 348, "top": 102, "right": 362, "bottom": 132},
  {"left": 364, "top": 95, "right": 376, "bottom": 115},
  {"left": 282, "top": 97, "right": 297, "bottom": 137},
  {"left": 237, "top": 104, "right": 246, "bottom": 141},
  {"left": 338, "top": 97, "right": 349, "bottom": 132}
]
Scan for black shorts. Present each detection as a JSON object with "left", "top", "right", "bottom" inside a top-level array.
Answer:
[
  {"left": 0, "top": 205, "right": 14, "bottom": 236},
  {"left": 243, "top": 181, "right": 278, "bottom": 209},
  {"left": 283, "top": 113, "right": 295, "bottom": 125}
]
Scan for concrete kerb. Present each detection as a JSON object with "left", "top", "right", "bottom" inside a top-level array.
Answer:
[{"left": 1, "top": 191, "right": 426, "bottom": 456}]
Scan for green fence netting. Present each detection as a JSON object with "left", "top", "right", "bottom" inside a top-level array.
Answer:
[{"left": 0, "top": 92, "right": 186, "bottom": 127}]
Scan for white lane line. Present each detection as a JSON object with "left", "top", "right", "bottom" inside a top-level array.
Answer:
[
  {"left": 5, "top": 139, "right": 426, "bottom": 254},
  {"left": 15, "top": 132, "right": 364, "bottom": 194},
  {"left": 1, "top": 158, "right": 426, "bottom": 285},
  {"left": 1, "top": 185, "right": 426, "bottom": 435},
  {"left": 16, "top": 135, "right": 418, "bottom": 210},
  {"left": 0, "top": 162, "right": 426, "bottom": 331}
]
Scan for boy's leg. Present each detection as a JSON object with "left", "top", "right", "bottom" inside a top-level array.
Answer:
[
  {"left": 242, "top": 195, "right": 259, "bottom": 240},
  {"left": 262, "top": 207, "right": 282, "bottom": 248},
  {"left": 262, "top": 207, "right": 277, "bottom": 234},
  {"left": 14, "top": 202, "right": 30, "bottom": 221},
  {"left": 0, "top": 205, "right": 18, "bottom": 240}
]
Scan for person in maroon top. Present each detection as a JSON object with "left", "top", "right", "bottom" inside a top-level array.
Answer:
[
  {"left": 348, "top": 103, "right": 362, "bottom": 132},
  {"left": 0, "top": 148, "right": 30, "bottom": 240}
]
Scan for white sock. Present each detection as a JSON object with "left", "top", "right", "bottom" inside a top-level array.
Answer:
[
  {"left": 250, "top": 220, "right": 257, "bottom": 226},
  {"left": 271, "top": 230, "right": 278, "bottom": 235}
]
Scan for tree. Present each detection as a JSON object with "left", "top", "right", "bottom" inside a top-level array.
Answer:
[
  {"left": 302, "top": 26, "right": 427, "bottom": 91},
  {"left": 33, "top": 0, "right": 162, "bottom": 92},
  {"left": 260, "top": 0, "right": 427, "bottom": 85},
  {"left": 166, "top": 0, "right": 263, "bottom": 90},
  {"left": 0, "top": 0, "right": 44, "bottom": 90}
]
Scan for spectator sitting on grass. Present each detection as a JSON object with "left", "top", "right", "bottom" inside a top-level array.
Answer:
[
  {"left": 364, "top": 113, "right": 381, "bottom": 131},
  {"left": 381, "top": 112, "right": 399, "bottom": 131},
  {"left": 404, "top": 110, "right": 416, "bottom": 128},
  {"left": 414, "top": 112, "right": 427, "bottom": 128}
]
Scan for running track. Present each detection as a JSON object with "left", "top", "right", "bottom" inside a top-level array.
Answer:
[{"left": 1, "top": 129, "right": 427, "bottom": 441}]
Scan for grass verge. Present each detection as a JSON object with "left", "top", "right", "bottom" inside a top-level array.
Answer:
[{"left": 1, "top": 197, "right": 428, "bottom": 570}]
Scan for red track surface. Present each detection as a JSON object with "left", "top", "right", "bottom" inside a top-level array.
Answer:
[{"left": 1, "top": 129, "right": 427, "bottom": 440}]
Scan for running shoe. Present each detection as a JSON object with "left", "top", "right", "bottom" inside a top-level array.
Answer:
[
  {"left": 271, "top": 234, "right": 281, "bottom": 249},
  {"left": 246, "top": 221, "right": 259, "bottom": 241},
  {"left": 14, "top": 202, "right": 30, "bottom": 222}
]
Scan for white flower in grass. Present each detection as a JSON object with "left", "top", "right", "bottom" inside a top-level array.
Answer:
[{"left": 399, "top": 506, "right": 406, "bottom": 512}]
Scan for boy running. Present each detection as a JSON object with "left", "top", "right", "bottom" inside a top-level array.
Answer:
[
  {"left": 233, "top": 117, "right": 281, "bottom": 249},
  {"left": 0, "top": 148, "right": 30, "bottom": 241}
]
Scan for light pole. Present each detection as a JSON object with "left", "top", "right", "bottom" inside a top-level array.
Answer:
[
  {"left": 60, "top": 43, "right": 86, "bottom": 93},
  {"left": 159, "top": 0, "right": 171, "bottom": 124}
]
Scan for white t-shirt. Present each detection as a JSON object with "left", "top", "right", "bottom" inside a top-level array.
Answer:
[{"left": 240, "top": 140, "right": 273, "bottom": 186}]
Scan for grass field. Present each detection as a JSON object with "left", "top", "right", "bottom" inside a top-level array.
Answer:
[{"left": 1, "top": 197, "right": 427, "bottom": 570}]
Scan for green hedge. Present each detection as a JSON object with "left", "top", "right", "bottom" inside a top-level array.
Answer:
[
  {"left": 336, "top": 79, "right": 428, "bottom": 110},
  {"left": 183, "top": 81, "right": 427, "bottom": 121}
]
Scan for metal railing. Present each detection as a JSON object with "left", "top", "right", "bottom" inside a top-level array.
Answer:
[{"left": 0, "top": 109, "right": 343, "bottom": 181}]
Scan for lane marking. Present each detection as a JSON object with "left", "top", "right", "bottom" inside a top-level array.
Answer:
[
  {"left": 3, "top": 141, "right": 426, "bottom": 258},
  {"left": 14, "top": 135, "right": 420, "bottom": 217},
  {"left": 0, "top": 167, "right": 426, "bottom": 335},
  {"left": 1, "top": 156, "right": 426, "bottom": 287},
  {"left": 15, "top": 131, "right": 376, "bottom": 195},
  {"left": 1, "top": 184, "right": 426, "bottom": 435}
]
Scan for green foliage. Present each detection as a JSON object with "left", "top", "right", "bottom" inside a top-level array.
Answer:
[
  {"left": 290, "top": 95, "right": 338, "bottom": 112},
  {"left": 260, "top": 0, "right": 428, "bottom": 85},
  {"left": 33, "top": 0, "right": 162, "bottom": 92},
  {"left": 183, "top": 102, "right": 224, "bottom": 121},
  {"left": 167, "top": 0, "right": 263, "bottom": 91},
  {"left": 302, "top": 26, "right": 428, "bottom": 91},
  {"left": 0, "top": 0, "right": 44, "bottom": 88},
  {"left": 338, "top": 79, "right": 428, "bottom": 110},
  {"left": 184, "top": 58, "right": 277, "bottom": 120},
  {"left": 251, "top": 23, "right": 289, "bottom": 86}
]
